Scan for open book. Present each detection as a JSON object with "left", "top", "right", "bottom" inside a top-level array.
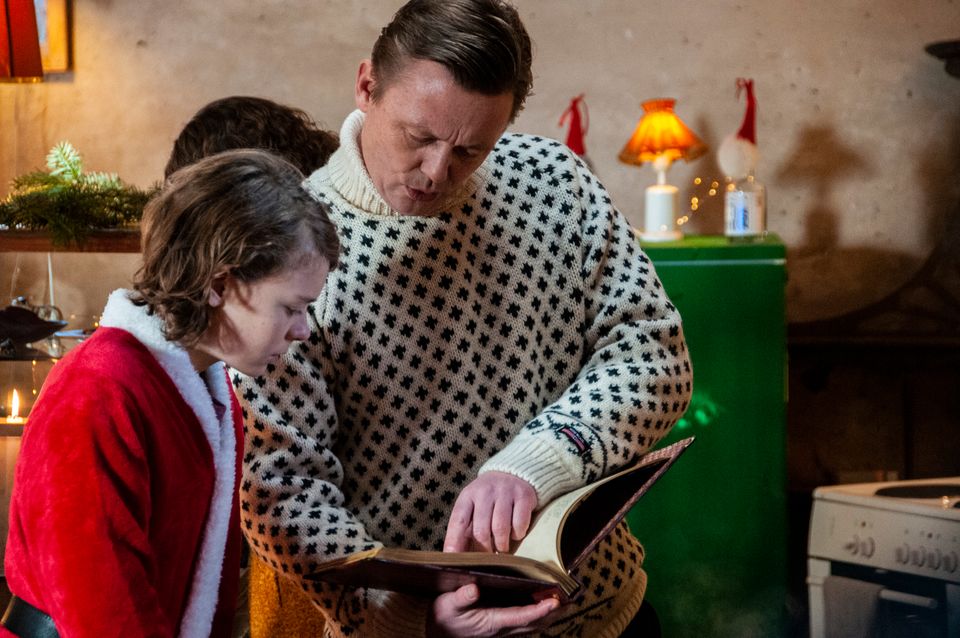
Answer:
[{"left": 306, "top": 436, "right": 694, "bottom": 604}]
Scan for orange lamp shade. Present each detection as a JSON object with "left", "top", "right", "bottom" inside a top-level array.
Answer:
[
  {"left": 0, "top": 0, "right": 43, "bottom": 82},
  {"left": 619, "top": 98, "right": 706, "bottom": 166}
]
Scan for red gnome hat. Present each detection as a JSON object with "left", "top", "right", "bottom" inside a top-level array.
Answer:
[
  {"left": 559, "top": 94, "right": 589, "bottom": 156},
  {"left": 717, "top": 78, "right": 759, "bottom": 180},
  {"left": 735, "top": 78, "right": 757, "bottom": 145}
]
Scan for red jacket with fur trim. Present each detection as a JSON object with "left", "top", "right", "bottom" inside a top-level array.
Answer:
[{"left": 3, "top": 291, "right": 242, "bottom": 638}]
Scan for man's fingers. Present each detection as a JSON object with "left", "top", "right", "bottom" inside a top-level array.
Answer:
[
  {"left": 445, "top": 473, "right": 538, "bottom": 555},
  {"left": 451, "top": 584, "right": 480, "bottom": 610},
  {"left": 444, "top": 500, "right": 474, "bottom": 552},
  {"left": 491, "top": 499, "right": 514, "bottom": 553},
  {"left": 494, "top": 598, "right": 560, "bottom": 635},
  {"left": 471, "top": 497, "right": 495, "bottom": 552},
  {"left": 511, "top": 498, "right": 533, "bottom": 541},
  {"left": 432, "top": 586, "right": 561, "bottom": 637}
]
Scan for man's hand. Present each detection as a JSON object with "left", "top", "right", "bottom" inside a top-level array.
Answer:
[
  {"left": 428, "top": 584, "right": 559, "bottom": 637},
  {"left": 444, "top": 471, "right": 538, "bottom": 553}
]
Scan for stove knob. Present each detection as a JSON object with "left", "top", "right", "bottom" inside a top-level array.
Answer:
[
  {"left": 911, "top": 547, "right": 926, "bottom": 567},
  {"left": 844, "top": 535, "right": 860, "bottom": 556},
  {"left": 944, "top": 552, "right": 959, "bottom": 573},
  {"left": 895, "top": 544, "right": 910, "bottom": 564},
  {"left": 860, "top": 537, "right": 875, "bottom": 558},
  {"left": 928, "top": 550, "right": 942, "bottom": 570}
]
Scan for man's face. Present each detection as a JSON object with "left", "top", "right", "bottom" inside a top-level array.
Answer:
[{"left": 355, "top": 58, "right": 514, "bottom": 216}]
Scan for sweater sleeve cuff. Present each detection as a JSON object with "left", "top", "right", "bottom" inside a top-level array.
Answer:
[{"left": 478, "top": 433, "right": 585, "bottom": 506}]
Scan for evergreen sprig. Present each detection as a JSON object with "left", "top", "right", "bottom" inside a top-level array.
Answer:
[{"left": 0, "top": 141, "right": 156, "bottom": 246}]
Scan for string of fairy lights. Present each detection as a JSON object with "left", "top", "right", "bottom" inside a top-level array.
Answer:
[{"left": 677, "top": 176, "right": 724, "bottom": 228}]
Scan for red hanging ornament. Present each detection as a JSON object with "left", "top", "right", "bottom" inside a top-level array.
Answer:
[
  {"left": 558, "top": 94, "right": 589, "bottom": 157},
  {"left": 734, "top": 78, "right": 757, "bottom": 145}
]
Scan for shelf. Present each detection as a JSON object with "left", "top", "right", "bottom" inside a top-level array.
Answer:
[
  {"left": 639, "top": 233, "right": 786, "bottom": 262},
  {"left": 0, "top": 423, "right": 24, "bottom": 437},
  {"left": 0, "top": 351, "right": 59, "bottom": 362},
  {"left": 0, "top": 229, "right": 140, "bottom": 253}
]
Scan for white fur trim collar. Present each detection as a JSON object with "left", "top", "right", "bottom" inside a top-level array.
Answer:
[{"left": 99, "top": 289, "right": 236, "bottom": 638}]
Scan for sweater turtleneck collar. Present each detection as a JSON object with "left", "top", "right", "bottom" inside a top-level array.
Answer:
[{"left": 320, "top": 109, "right": 490, "bottom": 218}]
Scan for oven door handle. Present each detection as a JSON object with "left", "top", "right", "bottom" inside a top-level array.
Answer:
[{"left": 878, "top": 588, "right": 939, "bottom": 610}]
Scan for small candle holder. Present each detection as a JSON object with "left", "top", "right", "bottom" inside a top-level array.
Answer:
[{"left": 1, "top": 359, "right": 56, "bottom": 433}]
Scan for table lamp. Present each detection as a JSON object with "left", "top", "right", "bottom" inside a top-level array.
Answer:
[
  {"left": 0, "top": 0, "right": 44, "bottom": 81},
  {"left": 619, "top": 98, "right": 706, "bottom": 241}
]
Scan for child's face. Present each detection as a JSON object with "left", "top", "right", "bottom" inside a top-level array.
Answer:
[{"left": 196, "top": 255, "right": 330, "bottom": 377}]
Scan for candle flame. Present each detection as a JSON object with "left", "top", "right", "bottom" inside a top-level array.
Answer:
[{"left": 11, "top": 390, "right": 19, "bottom": 419}]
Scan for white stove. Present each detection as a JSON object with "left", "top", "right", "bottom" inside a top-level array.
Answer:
[{"left": 807, "top": 477, "right": 960, "bottom": 637}]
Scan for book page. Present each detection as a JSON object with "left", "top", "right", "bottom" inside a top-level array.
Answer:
[{"left": 511, "top": 481, "right": 594, "bottom": 568}]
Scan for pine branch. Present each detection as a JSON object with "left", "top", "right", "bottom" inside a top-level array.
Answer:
[
  {"left": 11, "top": 172, "right": 65, "bottom": 192},
  {"left": 46, "top": 141, "right": 83, "bottom": 182},
  {"left": 1, "top": 141, "right": 157, "bottom": 247}
]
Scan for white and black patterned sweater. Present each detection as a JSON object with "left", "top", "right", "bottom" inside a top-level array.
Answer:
[{"left": 234, "top": 111, "right": 692, "bottom": 638}]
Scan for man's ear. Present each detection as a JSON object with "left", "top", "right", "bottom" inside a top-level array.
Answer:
[
  {"left": 207, "top": 269, "right": 231, "bottom": 308},
  {"left": 355, "top": 59, "right": 376, "bottom": 112}
]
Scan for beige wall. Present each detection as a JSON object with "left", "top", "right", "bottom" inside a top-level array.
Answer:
[{"left": 2, "top": 0, "right": 959, "bottom": 324}]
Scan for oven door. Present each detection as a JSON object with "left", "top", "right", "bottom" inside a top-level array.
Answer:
[{"left": 808, "top": 558, "right": 960, "bottom": 638}]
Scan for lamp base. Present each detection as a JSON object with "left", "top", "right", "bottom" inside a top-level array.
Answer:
[
  {"left": 642, "top": 184, "right": 681, "bottom": 242},
  {"left": 639, "top": 228, "right": 683, "bottom": 242}
]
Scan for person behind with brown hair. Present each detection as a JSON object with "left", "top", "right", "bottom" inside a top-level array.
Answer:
[
  {"left": 164, "top": 95, "right": 339, "bottom": 178},
  {"left": 1, "top": 149, "right": 339, "bottom": 638}
]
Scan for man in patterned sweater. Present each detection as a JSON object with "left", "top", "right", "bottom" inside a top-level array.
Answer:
[{"left": 234, "top": 0, "right": 693, "bottom": 635}]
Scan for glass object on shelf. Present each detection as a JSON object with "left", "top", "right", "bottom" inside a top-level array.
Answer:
[
  {"left": 31, "top": 299, "right": 65, "bottom": 357},
  {"left": 724, "top": 172, "right": 767, "bottom": 239}
]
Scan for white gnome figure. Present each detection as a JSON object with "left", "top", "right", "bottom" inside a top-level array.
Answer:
[
  {"left": 718, "top": 78, "right": 766, "bottom": 237},
  {"left": 717, "top": 78, "right": 758, "bottom": 179}
]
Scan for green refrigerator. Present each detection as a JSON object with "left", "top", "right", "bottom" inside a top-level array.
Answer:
[{"left": 626, "top": 235, "right": 788, "bottom": 637}]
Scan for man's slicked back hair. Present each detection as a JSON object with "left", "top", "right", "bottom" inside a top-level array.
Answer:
[{"left": 370, "top": 0, "right": 533, "bottom": 120}]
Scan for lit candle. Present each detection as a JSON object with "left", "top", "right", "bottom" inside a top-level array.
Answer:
[{"left": 4, "top": 390, "right": 25, "bottom": 425}]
